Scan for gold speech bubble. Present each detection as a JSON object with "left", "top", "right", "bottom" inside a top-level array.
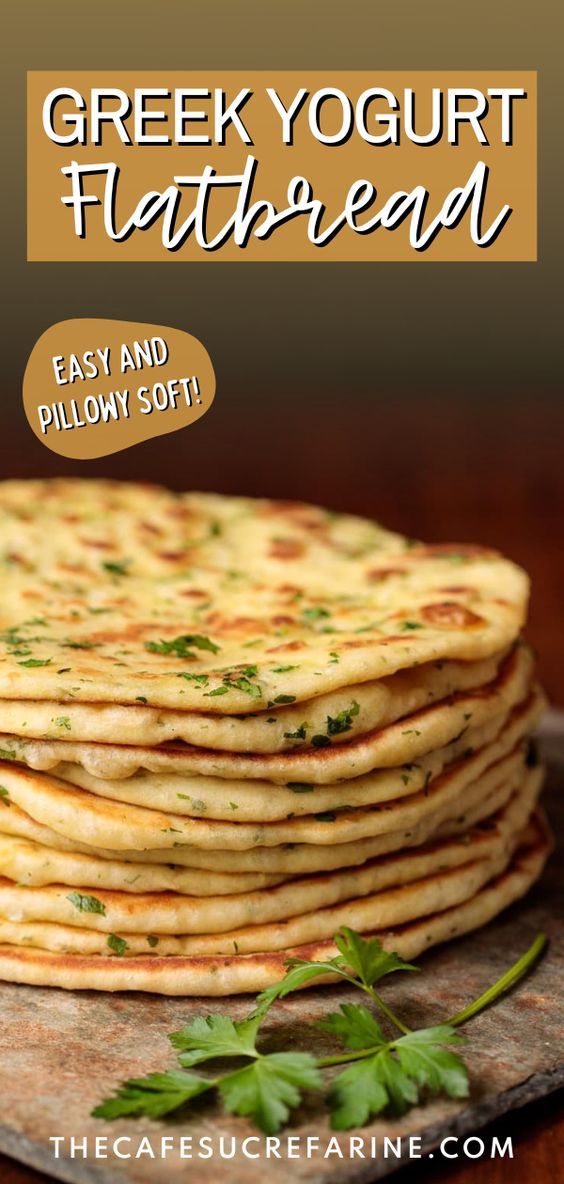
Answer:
[{"left": 23, "top": 318, "right": 216, "bottom": 459}]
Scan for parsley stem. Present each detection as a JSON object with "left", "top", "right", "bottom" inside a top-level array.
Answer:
[
  {"left": 447, "top": 932, "right": 548, "bottom": 1028},
  {"left": 317, "top": 1043, "right": 388, "bottom": 1068},
  {"left": 363, "top": 985, "right": 412, "bottom": 1035}
]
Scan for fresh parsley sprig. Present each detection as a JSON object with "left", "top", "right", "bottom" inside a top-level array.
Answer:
[{"left": 92, "top": 928, "right": 547, "bottom": 1134}]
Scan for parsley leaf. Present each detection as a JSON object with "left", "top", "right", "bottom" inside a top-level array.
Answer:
[
  {"left": 220, "top": 1053, "right": 320, "bottom": 1135},
  {"left": 92, "top": 1070, "right": 213, "bottom": 1120},
  {"left": 328, "top": 1050, "right": 416, "bottom": 1128},
  {"left": 394, "top": 1025, "right": 469, "bottom": 1098},
  {"left": 316, "top": 1002, "right": 386, "bottom": 1048},
  {"left": 170, "top": 1014, "right": 262, "bottom": 1065},
  {"left": 328, "top": 1024, "right": 468, "bottom": 1129},
  {"left": 334, "top": 927, "right": 418, "bottom": 989}
]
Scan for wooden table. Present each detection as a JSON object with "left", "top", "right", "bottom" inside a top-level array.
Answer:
[{"left": 1, "top": 392, "right": 563, "bottom": 1181}]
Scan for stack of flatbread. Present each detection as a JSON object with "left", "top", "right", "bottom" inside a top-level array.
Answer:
[{"left": 0, "top": 481, "right": 550, "bottom": 994}]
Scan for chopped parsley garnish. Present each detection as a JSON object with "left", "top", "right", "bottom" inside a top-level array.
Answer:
[
  {"left": 203, "top": 665, "right": 262, "bottom": 699},
  {"left": 147, "top": 935, "right": 159, "bottom": 948},
  {"left": 301, "top": 607, "right": 330, "bottom": 622},
  {"left": 52, "top": 716, "right": 71, "bottom": 730},
  {"left": 284, "top": 725, "right": 307, "bottom": 741},
  {"left": 145, "top": 634, "right": 220, "bottom": 659},
  {"left": 17, "top": 658, "right": 52, "bottom": 668},
  {"left": 271, "top": 665, "right": 298, "bottom": 673},
  {"left": 0, "top": 787, "right": 11, "bottom": 806},
  {"left": 102, "top": 560, "right": 130, "bottom": 576},
  {"left": 311, "top": 734, "right": 330, "bottom": 747},
  {"left": 66, "top": 892, "right": 106, "bottom": 915},
  {"left": 326, "top": 701, "right": 360, "bottom": 737},
  {"left": 286, "top": 782, "right": 314, "bottom": 793},
  {"left": 400, "top": 621, "right": 423, "bottom": 631},
  {"left": 272, "top": 694, "right": 296, "bottom": 705},
  {"left": 107, "top": 935, "right": 129, "bottom": 957}
]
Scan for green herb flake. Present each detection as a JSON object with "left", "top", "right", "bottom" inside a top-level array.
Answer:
[
  {"left": 107, "top": 935, "right": 129, "bottom": 957},
  {"left": 102, "top": 560, "right": 130, "bottom": 577},
  {"left": 66, "top": 892, "right": 106, "bottom": 916},
  {"left": 301, "top": 607, "right": 330, "bottom": 622},
  {"left": 145, "top": 634, "right": 220, "bottom": 659},
  {"left": 284, "top": 725, "right": 307, "bottom": 741},
  {"left": 326, "top": 701, "right": 360, "bottom": 737}
]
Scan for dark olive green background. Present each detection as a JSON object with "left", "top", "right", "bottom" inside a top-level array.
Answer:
[{"left": 0, "top": 0, "right": 562, "bottom": 489}]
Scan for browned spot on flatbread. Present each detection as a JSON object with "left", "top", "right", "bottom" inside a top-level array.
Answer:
[
  {"left": 366, "top": 567, "right": 406, "bottom": 582},
  {"left": 266, "top": 640, "right": 305, "bottom": 654},
  {"left": 421, "top": 602, "right": 485, "bottom": 629},
  {"left": 438, "top": 586, "right": 474, "bottom": 595},
  {"left": 269, "top": 539, "right": 306, "bottom": 560}
]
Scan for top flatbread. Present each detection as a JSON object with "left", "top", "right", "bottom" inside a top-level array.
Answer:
[{"left": 0, "top": 480, "right": 528, "bottom": 711}]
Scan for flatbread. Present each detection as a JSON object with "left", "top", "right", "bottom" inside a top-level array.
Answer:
[
  {"left": 0, "top": 644, "right": 534, "bottom": 783},
  {"left": 0, "top": 813, "right": 550, "bottom": 993},
  {"left": 0, "top": 768, "right": 540, "bottom": 944},
  {"left": 47, "top": 688, "right": 539, "bottom": 821},
  {"left": 0, "top": 761, "right": 528, "bottom": 874},
  {"left": 0, "top": 652, "right": 503, "bottom": 751},
  {"left": 0, "top": 481, "right": 529, "bottom": 711},
  {"left": 0, "top": 702, "right": 536, "bottom": 852},
  {"left": 0, "top": 834, "right": 286, "bottom": 895}
]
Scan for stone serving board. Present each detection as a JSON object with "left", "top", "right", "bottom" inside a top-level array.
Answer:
[{"left": 0, "top": 717, "right": 562, "bottom": 1184}]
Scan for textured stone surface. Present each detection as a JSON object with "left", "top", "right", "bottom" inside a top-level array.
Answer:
[{"left": 0, "top": 718, "right": 562, "bottom": 1184}]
